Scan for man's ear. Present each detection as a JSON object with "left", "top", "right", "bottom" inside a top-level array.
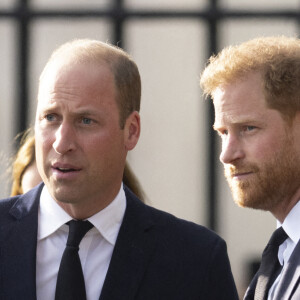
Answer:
[{"left": 124, "top": 111, "right": 140, "bottom": 150}]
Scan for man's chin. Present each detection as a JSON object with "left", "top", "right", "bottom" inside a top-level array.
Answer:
[
  {"left": 230, "top": 186, "right": 255, "bottom": 208},
  {"left": 49, "top": 186, "right": 78, "bottom": 205},
  {"left": 232, "top": 193, "right": 270, "bottom": 211},
  {"left": 232, "top": 194, "right": 252, "bottom": 208}
]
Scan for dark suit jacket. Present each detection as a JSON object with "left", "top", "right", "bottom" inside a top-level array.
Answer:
[
  {"left": 244, "top": 241, "right": 300, "bottom": 300},
  {"left": 0, "top": 183, "right": 238, "bottom": 300}
]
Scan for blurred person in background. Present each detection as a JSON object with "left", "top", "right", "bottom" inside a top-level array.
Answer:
[{"left": 11, "top": 129, "right": 42, "bottom": 196}]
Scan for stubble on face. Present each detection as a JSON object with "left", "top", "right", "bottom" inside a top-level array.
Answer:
[{"left": 225, "top": 132, "right": 300, "bottom": 212}]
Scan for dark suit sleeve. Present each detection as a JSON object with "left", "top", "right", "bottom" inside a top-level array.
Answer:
[{"left": 203, "top": 238, "right": 239, "bottom": 300}]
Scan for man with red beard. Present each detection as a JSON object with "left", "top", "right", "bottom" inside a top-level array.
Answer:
[{"left": 200, "top": 36, "right": 300, "bottom": 300}]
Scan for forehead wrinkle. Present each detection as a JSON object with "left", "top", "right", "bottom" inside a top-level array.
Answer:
[{"left": 38, "top": 88, "right": 85, "bottom": 111}]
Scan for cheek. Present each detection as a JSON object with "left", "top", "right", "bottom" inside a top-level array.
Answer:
[
  {"left": 35, "top": 138, "right": 53, "bottom": 182},
  {"left": 35, "top": 131, "right": 54, "bottom": 161},
  {"left": 84, "top": 137, "right": 112, "bottom": 158},
  {"left": 89, "top": 129, "right": 124, "bottom": 149},
  {"left": 85, "top": 133, "right": 125, "bottom": 163},
  {"left": 247, "top": 135, "right": 284, "bottom": 161},
  {"left": 36, "top": 126, "right": 54, "bottom": 145},
  {"left": 35, "top": 142, "right": 46, "bottom": 176}
]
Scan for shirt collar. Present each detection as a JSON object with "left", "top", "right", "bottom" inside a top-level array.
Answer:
[
  {"left": 277, "top": 200, "right": 300, "bottom": 244},
  {"left": 38, "top": 184, "right": 126, "bottom": 245}
]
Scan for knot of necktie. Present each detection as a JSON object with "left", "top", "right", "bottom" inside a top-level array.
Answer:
[
  {"left": 267, "top": 226, "right": 288, "bottom": 246},
  {"left": 66, "top": 220, "right": 94, "bottom": 248}
]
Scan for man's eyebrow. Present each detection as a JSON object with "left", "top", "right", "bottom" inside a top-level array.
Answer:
[
  {"left": 38, "top": 105, "right": 56, "bottom": 114},
  {"left": 76, "top": 110, "right": 95, "bottom": 115},
  {"left": 213, "top": 118, "right": 264, "bottom": 130},
  {"left": 74, "top": 109, "right": 105, "bottom": 117}
]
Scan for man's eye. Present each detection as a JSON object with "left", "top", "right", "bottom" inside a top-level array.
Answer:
[
  {"left": 245, "top": 126, "right": 256, "bottom": 131},
  {"left": 45, "top": 114, "right": 55, "bottom": 121},
  {"left": 82, "top": 118, "right": 92, "bottom": 125}
]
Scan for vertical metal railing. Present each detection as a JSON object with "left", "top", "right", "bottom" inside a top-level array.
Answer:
[
  {"left": 16, "top": 0, "right": 30, "bottom": 143},
  {"left": 112, "top": 0, "right": 124, "bottom": 48},
  {"left": 206, "top": 0, "right": 219, "bottom": 231}
]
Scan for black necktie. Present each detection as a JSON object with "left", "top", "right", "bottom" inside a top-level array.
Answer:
[
  {"left": 254, "top": 227, "right": 288, "bottom": 300},
  {"left": 55, "top": 220, "right": 93, "bottom": 300}
]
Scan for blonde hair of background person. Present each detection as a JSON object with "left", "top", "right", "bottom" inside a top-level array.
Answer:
[
  {"left": 200, "top": 35, "right": 300, "bottom": 300},
  {"left": 11, "top": 130, "right": 146, "bottom": 201},
  {"left": 11, "top": 129, "right": 41, "bottom": 196}
]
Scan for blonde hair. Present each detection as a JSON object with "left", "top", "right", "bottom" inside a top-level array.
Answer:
[
  {"left": 11, "top": 130, "right": 36, "bottom": 196},
  {"left": 40, "top": 39, "right": 141, "bottom": 128},
  {"left": 200, "top": 36, "right": 300, "bottom": 122}
]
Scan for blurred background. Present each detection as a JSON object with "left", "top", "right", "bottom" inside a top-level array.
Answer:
[{"left": 0, "top": 0, "right": 299, "bottom": 298}]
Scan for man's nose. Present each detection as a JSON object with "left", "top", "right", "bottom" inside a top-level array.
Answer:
[
  {"left": 220, "top": 134, "right": 245, "bottom": 164},
  {"left": 53, "top": 122, "right": 76, "bottom": 155}
]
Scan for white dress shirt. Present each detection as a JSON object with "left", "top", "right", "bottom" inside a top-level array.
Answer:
[
  {"left": 268, "top": 200, "right": 300, "bottom": 299},
  {"left": 36, "top": 184, "right": 126, "bottom": 300}
]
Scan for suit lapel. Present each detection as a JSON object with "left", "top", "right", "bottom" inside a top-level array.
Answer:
[
  {"left": 0, "top": 184, "right": 43, "bottom": 300},
  {"left": 273, "top": 240, "right": 300, "bottom": 299},
  {"left": 100, "top": 187, "right": 157, "bottom": 300}
]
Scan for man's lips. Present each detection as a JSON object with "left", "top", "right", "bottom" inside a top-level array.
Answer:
[
  {"left": 51, "top": 163, "right": 81, "bottom": 173},
  {"left": 225, "top": 166, "right": 256, "bottom": 178},
  {"left": 230, "top": 171, "right": 253, "bottom": 180}
]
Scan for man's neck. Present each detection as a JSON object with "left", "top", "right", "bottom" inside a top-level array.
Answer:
[
  {"left": 54, "top": 185, "right": 123, "bottom": 220},
  {"left": 271, "top": 187, "right": 300, "bottom": 223}
]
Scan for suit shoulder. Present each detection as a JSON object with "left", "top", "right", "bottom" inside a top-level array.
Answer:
[
  {"left": 147, "top": 203, "right": 223, "bottom": 244},
  {"left": 0, "top": 195, "right": 20, "bottom": 211},
  {"left": 124, "top": 187, "right": 224, "bottom": 248},
  {"left": 0, "top": 196, "right": 21, "bottom": 227},
  {"left": 0, "top": 184, "right": 42, "bottom": 220}
]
